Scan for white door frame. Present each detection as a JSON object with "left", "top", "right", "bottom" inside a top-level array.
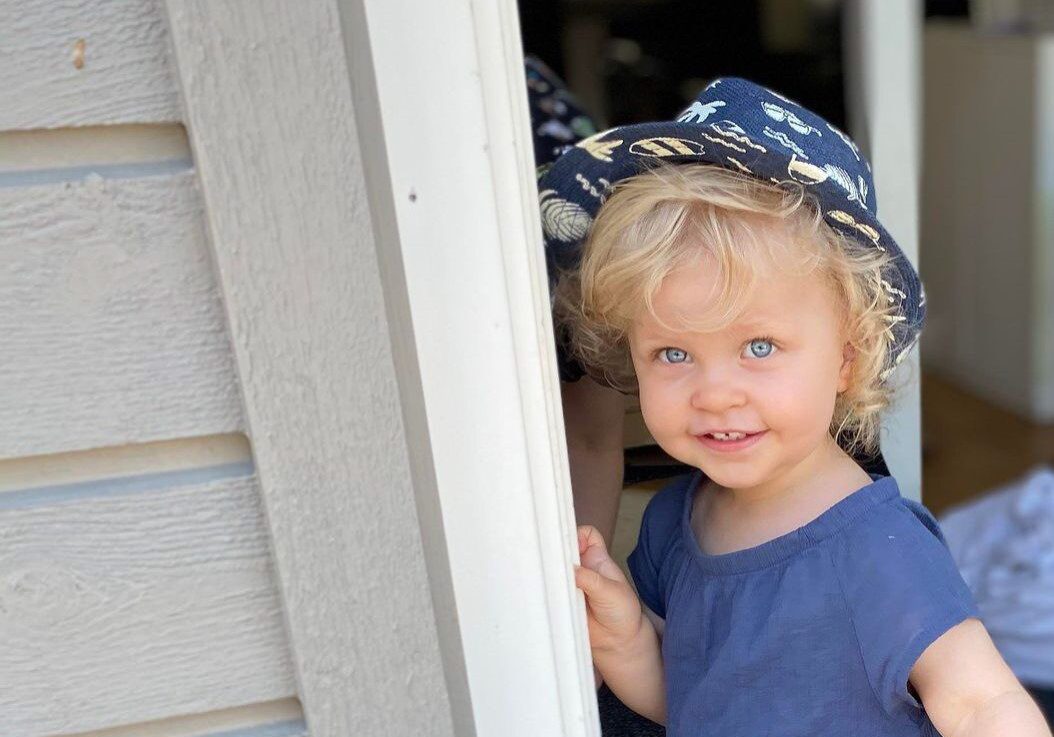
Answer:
[
  {"left": 350, "top": 0, "right": 599, "bottom": 734},
  {"left": 844, "top": 0, "right": 925, "bottom": 501}
]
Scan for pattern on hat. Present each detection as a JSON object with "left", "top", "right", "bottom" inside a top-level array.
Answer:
[
  {"left": 537, "top": 77, "right": 925, "bottom": 381},
  {"left": 525, "top": 55, "right": 600, "bottom": 382},
  {"left": 525, "top": 55, "right": 597, "bottom": 170}
]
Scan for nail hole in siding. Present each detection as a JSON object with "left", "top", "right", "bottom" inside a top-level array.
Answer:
[{"left": 72, "top": 39, "right": 86, "bottom": 69}]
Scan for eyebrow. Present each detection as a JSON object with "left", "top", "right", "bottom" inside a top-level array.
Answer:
[
  {"left": 633, "top": 325, "right": 691, "bottom": 343},
  {"left": 635, "top": 316, "right": 792, "bottom": 341},
  {"left": 735, "top": 316, "right": 794, "bottom": 333}
]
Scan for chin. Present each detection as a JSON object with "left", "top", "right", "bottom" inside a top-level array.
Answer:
[
  {"left": 662, "top": 442, "right": 759, "bottom": 485},
  {"left": 699, "top": 465, "right": 772, "bottom": 490}
]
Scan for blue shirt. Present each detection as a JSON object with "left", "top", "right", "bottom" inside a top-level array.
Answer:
[{"left": 627, "top": 472, "right": 980, "bottom": 736}]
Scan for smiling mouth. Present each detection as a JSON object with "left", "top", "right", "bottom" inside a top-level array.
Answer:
[
  {"left": 694, "top": 430, "right": 768, "bottom": 452},
  {"left": 701, "top": 430, "right": 762, "bottom": 440}
]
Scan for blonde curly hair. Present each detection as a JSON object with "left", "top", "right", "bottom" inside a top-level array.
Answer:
[{"left": 552, "top": 162, "right": 907, "bottom": 458}]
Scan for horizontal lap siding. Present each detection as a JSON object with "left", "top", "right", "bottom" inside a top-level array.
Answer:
[
  {"left": 0, "top": 170, "right": 245, "bottom": 459},
  {"left": 1, "top": 1, "right": 313, "bottom": 735},
  {"left": 0, "top": 470, "right": 296, "bottom": 737},
  {"left": 0, "top": 0, "right": 181, "bottom": 130},
  {"left": 1, "top": 3, "right": 305, "bottom": 735}
]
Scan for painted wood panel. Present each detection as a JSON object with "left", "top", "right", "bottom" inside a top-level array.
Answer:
[
  {"left": 0, "top": 0, "right": 181, "bottom": 131},
  {"left": 0, "top": 169, "right": 244, "bottom": 459},
  {"left": 163, "top": 0, "right": 460, "bottom": 734},
  {"left": 0, "top": 468, "right": 295, "bottom": 737}
]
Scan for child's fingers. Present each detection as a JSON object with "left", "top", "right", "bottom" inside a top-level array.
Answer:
[
  {"left": 576, "top": 525, "right": 629, "bottom": 587},
  {"left": 577, "top": 524, "right": 608, "bottom": 558},
  {"left": 575, "top": 557, "right": 629, "bottom": 592},
  {"left": 574, "top": 564, "right": 611, "bottom": 598},
  {"left": 576, "top": 525, "right": 593, "bottom": 556},
  {"left": 583, "top": 550, "right": 630, "bottom": 583}
]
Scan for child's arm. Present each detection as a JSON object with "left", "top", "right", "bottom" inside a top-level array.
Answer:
[
  {"left": 911, "top": 618, "right": 1051, "bottom": 736},
  {"left": 574, "top": 525, "right": 666, "bottom": 724}
]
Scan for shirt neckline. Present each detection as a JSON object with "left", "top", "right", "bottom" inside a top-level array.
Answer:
[{"left": 681, "top": 470, "right": 901, "bottom": 575}]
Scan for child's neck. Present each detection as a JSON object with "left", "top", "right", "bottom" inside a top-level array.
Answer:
[
  {"left": 720, "top": 438, "right": 870, "bottom": 510},
  {"left": 694, "top": 439, "right": 875, "bottom": 555}
]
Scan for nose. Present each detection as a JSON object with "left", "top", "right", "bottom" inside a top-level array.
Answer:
[{"left": 688, "top": 361, "right": 747, "bottom": 413}]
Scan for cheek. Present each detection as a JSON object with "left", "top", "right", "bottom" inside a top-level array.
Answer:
[
  {"left": 757, "top": 362, "right": 840, "bottom": 428},
  {"left": 636, "top": 375, "right": 681, "bottom": 433}
]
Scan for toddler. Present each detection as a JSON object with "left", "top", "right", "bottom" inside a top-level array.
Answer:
[{"left": 539, "top": 78, "right": 1050, "bottom": 736}]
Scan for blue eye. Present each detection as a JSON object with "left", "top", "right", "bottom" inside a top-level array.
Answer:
[
  {"left": 744, "top": 338, "right": 775, "bottom": 359},
  {"left": 658, "top": 347, "right": 690, "bottom": 364}
]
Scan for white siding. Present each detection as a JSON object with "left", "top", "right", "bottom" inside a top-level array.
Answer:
[
  {"left": 0, "top": 464, "right": 295, "bottom": 736},
  {"left": 0, "top": 0, "right": 181, "bottom": 130},
  {"left": 0, "top": 170, "right": 244, "bottom": 459},
  {"left": 1, "top": 1, "right": 303, "bottom": 735}
]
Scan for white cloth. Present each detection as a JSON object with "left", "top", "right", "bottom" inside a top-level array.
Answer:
[{"left": 940, "top": 466, "right": 1054, "bottom": 687}]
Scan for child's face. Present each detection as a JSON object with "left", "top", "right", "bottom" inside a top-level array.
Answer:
[{"left": 628, "top": 252, "right": 853, "bottom": 495}]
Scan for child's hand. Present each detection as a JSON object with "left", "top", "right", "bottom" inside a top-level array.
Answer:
[{"left": 574, "top": 525, "right": 644, "bottom": 653}]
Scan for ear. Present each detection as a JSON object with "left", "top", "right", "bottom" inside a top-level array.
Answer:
[{"left": 837, "top": 341, "right": 855, "bottom": 394}]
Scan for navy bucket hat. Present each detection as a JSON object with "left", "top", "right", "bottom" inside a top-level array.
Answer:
[
  {"left": 525, "top": 55, "right": 598, "bottom": 170},
  {"left": 538, "top": 77, "right": 925, "bottom": 381}
]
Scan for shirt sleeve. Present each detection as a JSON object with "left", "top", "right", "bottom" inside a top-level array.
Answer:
[
  {"left": 626, "top": 474, "right": 694, "bottom": 620},
  {"left": 832, "top": 500, "right": 981, "bottom": 718}
]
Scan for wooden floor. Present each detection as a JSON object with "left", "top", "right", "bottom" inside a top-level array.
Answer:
[
  {"left": 611, "top": 371, "right": 1054, "bottom": 566},
  {"left": 921, "top": 373, "right": 1054, "bottom": 515}
]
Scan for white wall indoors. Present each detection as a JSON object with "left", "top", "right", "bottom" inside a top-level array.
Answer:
[{"left": 921, "top": 21, "right": 1054, "bottom": 423}]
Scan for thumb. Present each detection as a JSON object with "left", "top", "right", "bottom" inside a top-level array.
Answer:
[
  {"left": 574, "top": 563, "right": 618, "bottom": 599},
  {"left": 580, "top": 545, "right": 629, "bottom": 586}
]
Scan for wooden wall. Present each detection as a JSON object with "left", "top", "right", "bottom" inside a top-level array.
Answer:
[{"left": 0, "top": 1, "right": 306, "bottom": 734}]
